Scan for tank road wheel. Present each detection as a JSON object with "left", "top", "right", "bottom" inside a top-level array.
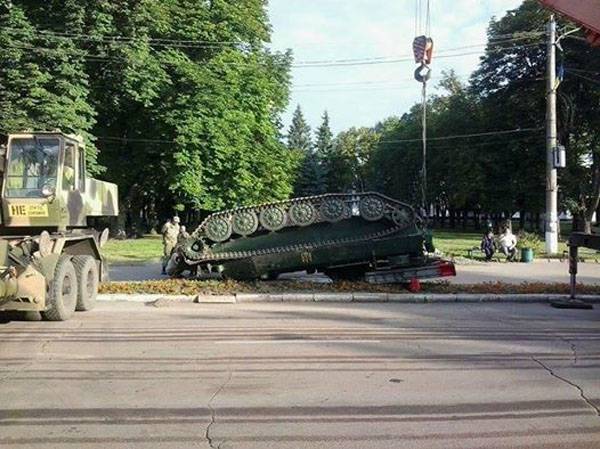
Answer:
[
  {"left": 392, "top": 207, "right": 412, "bottom": 228},
  {"left": 289, "top": 202, "right": 317, "bottom": 227},
  {"left": 359, "top": 196, "right": 385, "bottom": 221},
  {"left": 73, "top": 256, "right": 99, "bottom": 312},
  {"left": 319, "top": 198, "right": 347, "bottom": 223},
  {"left": 42, "top": 256, "right": 78, "bottom": 321},
  {"left": 205, "top": 216, "right": 233, "bottom": 243},
  {"left": 232, "top": 210, "right": 259, "bottom": 236},
  {"left": 259, "top": 206, "right": 287, "bottom": 231}
]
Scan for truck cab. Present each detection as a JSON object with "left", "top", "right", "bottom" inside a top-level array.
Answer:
[{"left": 1, "top": 132, "right": 117, "bottom": 231}]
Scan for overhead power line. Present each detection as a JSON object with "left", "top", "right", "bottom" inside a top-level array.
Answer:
[
  {"left": 379, "top": 127, "right": 543, "bottom": 144},
  {"left": 2, "top": 26, "right": 545, "bottom": 49},
  {"left": 1, "top": 26, "right": 545, "bottom": 65},
  {"left": 293, "top": 39, "right": 544, "bottom": 67},
  {"left": 1, "top": 26, "right": 244, "bottom": 48},
  {"left": 96, "top": 136, "right": 175, "bottom": 144},
  {"left": 0, "top": 40, "right": 545, "bottom": 69},
  {"left": 566, "top": 70, "right": 600, "bottom": 86},
  {"left": 94, "top": 128, "right": 544, "bottom": 147},
  {"left": 294, "top": 43, "right": 544, "bottom": 68}
]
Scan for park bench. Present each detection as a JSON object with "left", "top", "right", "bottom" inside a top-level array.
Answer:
[{"left": 467, "top": 246, "right": 502, "bottom": 262}]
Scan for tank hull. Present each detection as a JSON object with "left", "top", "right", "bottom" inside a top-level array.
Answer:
[{"left": 168, "top": 193, "right": 443, "bottom": 281}]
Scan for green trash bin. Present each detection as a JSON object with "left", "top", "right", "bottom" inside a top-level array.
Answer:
[{"left": 521, "top": 247, "right": 534, "bottom": 263}]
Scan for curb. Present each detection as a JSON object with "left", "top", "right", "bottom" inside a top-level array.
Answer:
[{"left": 97, "top": 293, "right": 600, "bottom": 304}]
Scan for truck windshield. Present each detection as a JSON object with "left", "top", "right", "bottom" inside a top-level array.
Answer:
[{"left": 5, "top": 138, "right": 59, "bottom": 198}]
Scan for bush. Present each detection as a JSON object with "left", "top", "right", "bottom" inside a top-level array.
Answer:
[{"left": 517, "top": 231, "right": 542, "bottom": 251}]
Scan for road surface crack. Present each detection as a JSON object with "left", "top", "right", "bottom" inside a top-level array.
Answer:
[
  {"left": 205, "top": 370, "right": 232, "bottom": 449},
  {"left": 557, "top": 335, "right": 578, "bottom": 365},
  {"left": 531, "top": 357, "right": 599, "bottom": 416}
]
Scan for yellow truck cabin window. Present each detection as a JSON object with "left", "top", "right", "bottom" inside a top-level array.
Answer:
[{"left": 6, "top": 138, "right": 59, "bottom": 198}]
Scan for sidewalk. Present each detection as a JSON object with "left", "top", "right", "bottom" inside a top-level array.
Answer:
[{"left": 448, "top": 259, "right": 600, "bottom": 286}]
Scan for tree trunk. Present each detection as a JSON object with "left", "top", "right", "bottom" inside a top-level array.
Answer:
[
  {"left": 519, "top": 210, "right": 525, "bottom": 233},
  {"left": 572, "top": 212, "right": 585, "bottom": 232},
  {"left": 583, "top": 151, "right": 600, "bottom": 234}
]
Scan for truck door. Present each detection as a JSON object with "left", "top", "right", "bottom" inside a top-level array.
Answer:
[{"left": 63, "top": 140, "right": 85, "bottom": 226}]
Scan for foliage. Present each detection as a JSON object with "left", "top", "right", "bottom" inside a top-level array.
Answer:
[
  {"left": 0, "top": 1, "right": 100, "bottom": 173},
  {"left": 287, "top": 104, "right": 324, "bottom": 197},
  {"left": 517, "top": 231, "right": 543, "bottom": 251},
  {"left": 314, "top": 110, "right": 333, "bottom": 175},
  {"left": 287, "top": 105, "right": 312, "bottom": 152},
  {"left": 0, "top": 0, "right": 296, "bottom": 226},
  {"left": 294, "top": 150, "right": 327, "bottom": 197},
  {"left": 363, "top": 0, "right": 600, "bottom": 230},
  {"left": 327, "top": 127, "right": 380, "bottom": 192}
]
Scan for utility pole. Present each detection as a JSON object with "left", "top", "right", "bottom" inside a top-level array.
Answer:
[{"left": 545, "top": 15, "right": 559, "bottom": 254}]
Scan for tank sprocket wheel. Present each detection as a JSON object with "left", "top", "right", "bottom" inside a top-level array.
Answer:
[
  {"left": 259, "top": 206, "right": 287, "bottom": 231},
  {"left": 359, "top": 196, "right": 385, "bottom": 221},
  {"left": 205, "top": 216, "right": 233, "bottom": 243},
  {"left": 232, "top": 210, "right": 259, "bottom": 236},
  {"left": 289, "top": 202, "right": 317, "bottom": 227},
  {"left": 319, "top": 198, "right": 347, "bottom": 223},
  {"left": 392, "top": 207, "right": 412, "bottom": 227}
]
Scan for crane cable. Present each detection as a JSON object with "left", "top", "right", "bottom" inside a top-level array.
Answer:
[{"left": 413, "top": 0, "right": 432, "bottom": 216}]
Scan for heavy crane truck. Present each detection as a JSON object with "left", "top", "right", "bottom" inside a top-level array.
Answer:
[{"left": 0, "top": 131, "right": 118, "bottom": 321}]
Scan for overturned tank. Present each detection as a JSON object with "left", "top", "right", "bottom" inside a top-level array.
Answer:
[{"left": 167, "top": 192, "right": 454, "bottom": 282}]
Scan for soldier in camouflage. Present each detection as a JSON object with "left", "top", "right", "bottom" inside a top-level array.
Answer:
[
  {"left": 161, "top": 216, "right": 180, "bottom": 274},
  {"left": 178, "top": 225, "right": 190, "bottom": 245}
]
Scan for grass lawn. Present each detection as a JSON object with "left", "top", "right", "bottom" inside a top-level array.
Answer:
[
  {"left": 103, "top": 234, "right": 163, "bottom": 264},
  {"left": 433, "top": 229, "right": 600, "bottom": 261},
  {"left": 102, "top": 229, "right": 600, "bottom": 265}
]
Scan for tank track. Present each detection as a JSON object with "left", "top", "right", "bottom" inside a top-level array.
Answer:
[{"left": 181, "top": 192, "right": 420, "bottom": 264}]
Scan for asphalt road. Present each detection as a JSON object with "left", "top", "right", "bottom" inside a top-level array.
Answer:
[
  {"left": 1, "top": 301, "right": 599, "bottom": 448},
  {"left": 109, "top": 260, "right": 600, "bottom": 285}
]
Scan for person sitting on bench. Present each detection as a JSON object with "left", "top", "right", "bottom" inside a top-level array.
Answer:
[
  {"left": 499, "top": 227, "right": 518, "bottom": 261},
  {"left": 480, "top": 230, "right": 497, "bottom": 261}
]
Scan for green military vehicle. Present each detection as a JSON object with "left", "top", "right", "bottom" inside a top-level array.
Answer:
[
  {"left": 0, "top": 131, "right": 118, "bottom": 320},
  {"left": 167, "top": 192, "right": 455, "bottom": 283}
]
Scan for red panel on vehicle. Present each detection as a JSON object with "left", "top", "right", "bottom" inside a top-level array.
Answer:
[{"left": 438, "top": 261, "right": 456, "bottom": 277}]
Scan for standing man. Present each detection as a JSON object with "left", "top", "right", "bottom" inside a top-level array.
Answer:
[
  {"left": 161, "top": 216, "right": 180, "bottom": 274},
  {"left": 178, "top": 225, "right": 190, "bottom": 245}
]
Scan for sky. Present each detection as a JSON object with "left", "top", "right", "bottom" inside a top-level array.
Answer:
[{"left": 268, "top": 0, "right": 524, "bottom": 135}]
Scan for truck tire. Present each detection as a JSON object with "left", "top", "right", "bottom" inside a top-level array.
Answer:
[
  {"left": 42, "top": 257, "right": 78, "bottom": 321},
  {"left": 73, "top": 255, "right": 99, "bottom": 312}
]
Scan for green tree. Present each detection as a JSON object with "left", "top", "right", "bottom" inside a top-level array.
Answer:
[
  {"left": 287, "top": 105, "right": 312, "bottom": 152},
  {"left": 471, "top": 0, "right": 600, "bottom": 231},
  {"left": 329, "top": 127, "right": 380, "bottom": 192},
  {"left": 315, "top": 111, "right": 333, "bottom": 159},
  {"left": 0, "top": 1, "right": 100, "bottom": 172},
  {"left": 314, "top": 110, "right": 333, "bottom": 191},
  {"left": 1, "top": 0, "right": 297, "bottom": 229},
  {"left": 294, "top": 151, "right": 327, "bottom": 197}
]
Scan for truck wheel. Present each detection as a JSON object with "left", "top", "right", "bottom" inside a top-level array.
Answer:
[
  {"left": 73, "top": 256, "right": 99, "bottom": 311},
  {"left": 42, "top": 257, "right": 78, "bottom": 321}
]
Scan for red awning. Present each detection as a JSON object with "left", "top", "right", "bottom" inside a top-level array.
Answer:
[{"left": 539, "top": 0, "right": 600, "bottom": 46}]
